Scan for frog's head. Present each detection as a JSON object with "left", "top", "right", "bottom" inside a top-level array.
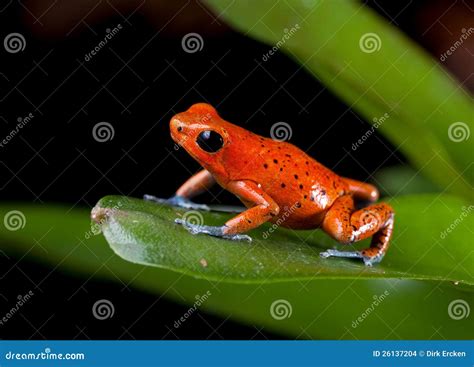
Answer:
[{"left": 170, "top": 103, "right": 230, "bottom": 173}]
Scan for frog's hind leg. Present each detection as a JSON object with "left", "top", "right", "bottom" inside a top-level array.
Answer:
[
  {"left": 144, "top": 169, "right": 215, "bottom": 211},
  {"left": 343, "top": 177, "right": 379, "bottom": 202},
  {"left": 320, "top": 195, "right": 394, "bottom": 266}
]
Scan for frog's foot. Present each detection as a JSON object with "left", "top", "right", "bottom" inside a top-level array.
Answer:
[
  {"left": 319, "top": 249, "right": 383, "bottom": 267},
  {"left": 175, "top": 219, "right": 252, "bottom": 242},
  {"left": 144, "top": 194, "right": 210, "bottom": 211}
]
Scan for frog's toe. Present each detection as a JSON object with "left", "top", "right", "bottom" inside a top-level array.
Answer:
[
  {"left": 178, "top": 200, "right": 211, "bottom": 211},
  {"left": 175, "top": 218, "right": 224, "bottom": 236},
  {"left": 320, "top": 249, "right": 384, "bottom": 267},
  {"left": 361, "top": 253, "right": 384, "bottom": 267},
  {"left": 320, "top": 249, "right": 363, "bottom": 259},
  {"left": 175, "top": 219, "right": 252, "bottom": 242},
  {"left": 222, "top": 233, "right": 252, "bottom": 242},
  {"left": 144, "top": 194, "right": 210, "bottom": 211},
  {"left": 143, "top": 194, "right": 167, "bottom": 203}
]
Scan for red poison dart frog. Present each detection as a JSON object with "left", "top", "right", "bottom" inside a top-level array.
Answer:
[{"left": 145, "top": 103, "right": 395, "bottom": 266}]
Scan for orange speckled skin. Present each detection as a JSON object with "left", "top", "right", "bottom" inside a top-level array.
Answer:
[{"left": 170, "top": 103, "right": 395, "bottom": 265}]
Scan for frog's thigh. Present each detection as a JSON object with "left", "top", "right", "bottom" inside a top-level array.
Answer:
[{"left": 222, "top": 180, "right": 280, "bottom": 235}]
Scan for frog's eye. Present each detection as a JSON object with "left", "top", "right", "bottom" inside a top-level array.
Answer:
[{"left": 196, "top": 130, "right": 224, "bottom": 153}]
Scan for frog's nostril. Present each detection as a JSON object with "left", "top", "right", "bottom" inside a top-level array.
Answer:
[{"left": 171, "top": 118, "right": 184, "bottom": 132}]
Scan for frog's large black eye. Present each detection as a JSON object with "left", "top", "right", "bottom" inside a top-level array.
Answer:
[{"left": 196, "top": 130, "right": 224, "bottom": 153}]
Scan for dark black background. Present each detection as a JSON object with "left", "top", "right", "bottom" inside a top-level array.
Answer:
[{"left": 0, "top": 0, "right": 468, "bottom": 339}]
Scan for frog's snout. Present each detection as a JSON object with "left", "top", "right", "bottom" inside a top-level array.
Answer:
[
  {"left": 170, "top": 117, "right": 184, "bottom": 133},
  {"left": 170, "top": 117, "right": 186, "bottom": 143}
]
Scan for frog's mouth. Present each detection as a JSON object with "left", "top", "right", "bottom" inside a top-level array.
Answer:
[
  {"left": 171, "top": 132, "right": 199, "bottom": 160},
  {"left": 172, "top": 134, "right": 189, "bottom": 148}
]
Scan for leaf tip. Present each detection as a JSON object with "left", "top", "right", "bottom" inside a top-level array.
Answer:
[{"left": 91, "top": 205, "right": 110, "bottom": 225}]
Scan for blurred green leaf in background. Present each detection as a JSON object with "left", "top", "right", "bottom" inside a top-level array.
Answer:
[{"left": 205, "top": 0, "right": 473, "bottom": 201}]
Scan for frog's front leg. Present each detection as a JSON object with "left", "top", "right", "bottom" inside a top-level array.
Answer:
[
  {"left": 175, "top": 180, "right": 280, "bottom": 242},
  {"left": 320, "top": 195, "right": 394, "bottom": 266},
  {"left": 144, "top": 169, "right": 215, "bottom": 211}
]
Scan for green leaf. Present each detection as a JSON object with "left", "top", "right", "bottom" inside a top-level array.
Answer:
[
  {"left": 204, "top": 0, "right": 474, "bottom": 201},
  {"left": 374, "top": 165, "right": 440, "bottom": 197},
  {"left": 0, "top": 203, "right": 472, "bottom": 339},
  {"left": 92, "top": 195, "right": 473, "bottom": 286}
]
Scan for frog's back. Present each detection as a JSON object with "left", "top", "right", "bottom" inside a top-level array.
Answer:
[{"left": 222, "top": 133, "right": 348, "bottom": 229}]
